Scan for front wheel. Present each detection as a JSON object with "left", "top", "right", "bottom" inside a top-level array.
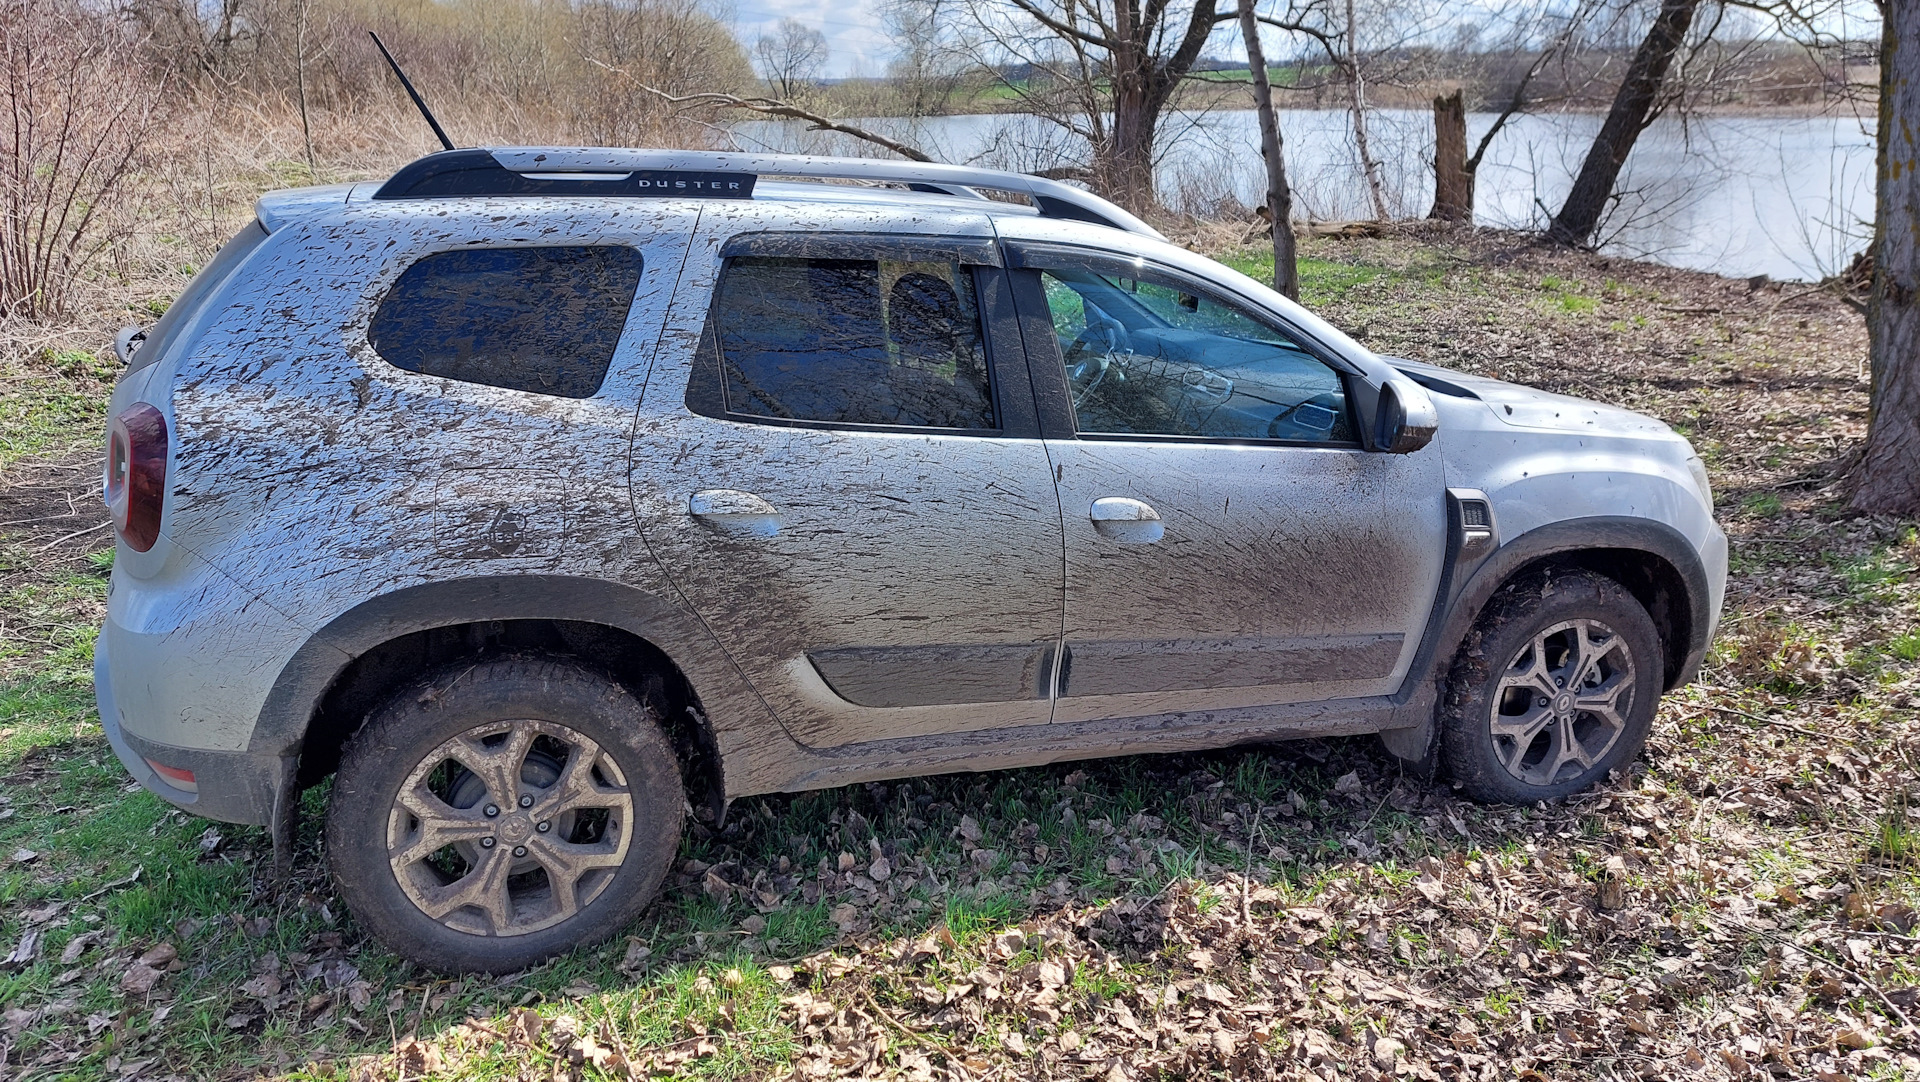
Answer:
[
  {"left": 1441, "top": 571, "right": 1664, "bottom": 804},
  {"left": 325, "top": 657, "right": 685, "bottom": 974}
]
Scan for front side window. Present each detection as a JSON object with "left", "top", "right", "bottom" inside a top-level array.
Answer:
[
  {"left": 1038, "top": 267, "right": 1353, "bottom": 443},
  {"left": 709, "top": 257, "right": 996, "bottom": 430},
  {"left": 369, "top": 245, "right": 642, "bottom": 398}
]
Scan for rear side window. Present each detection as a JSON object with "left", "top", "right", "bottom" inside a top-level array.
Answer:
[
  {"left": 369, "top": 246, "right": 642, "bottom": 398},
  {"left": 707, "top": 257, "right": 996, "bottom": 430}
]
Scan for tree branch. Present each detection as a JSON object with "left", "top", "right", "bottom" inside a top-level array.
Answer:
[{"left": 630, "top": 84, "right": 936, "bottom": 162}]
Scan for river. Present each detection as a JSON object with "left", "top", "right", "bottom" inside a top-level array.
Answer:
[{"left": 732, "top": 107, "right": 1875, "bottom": 283}]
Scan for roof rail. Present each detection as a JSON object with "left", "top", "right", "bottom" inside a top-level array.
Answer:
[{"left": 372, "top": 147, "right": 1165, "bottom": 241}]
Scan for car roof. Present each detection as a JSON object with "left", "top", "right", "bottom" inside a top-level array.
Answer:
[{"left": 256, "top": 146, "right": 1155, "bottom": 239}]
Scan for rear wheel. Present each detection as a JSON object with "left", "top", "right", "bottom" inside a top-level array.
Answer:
[
  {"left": 1441, "top": 571, "right": 1663, "bottom": 804},
  {"left": 326, "top": 657, "right": 684, "bottom": 973}
]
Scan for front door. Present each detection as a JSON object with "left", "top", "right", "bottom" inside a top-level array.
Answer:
[
  {"left": 632, "top": 210, "right": 1063, "bottom": 749},
  {"left": 1009, "top": 247, "right": 1448, "bottom": 725}
]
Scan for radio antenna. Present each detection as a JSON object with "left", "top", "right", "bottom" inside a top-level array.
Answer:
[{"left": 369, "top": 32, "right": 455, "bottom": 152}]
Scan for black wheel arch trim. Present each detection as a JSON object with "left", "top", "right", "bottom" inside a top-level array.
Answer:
[
  {"left": 246, "top": 574, "right": 792, "bottom": 791},
  {"left": 1382, "top": 515, "right": 1713, "bottom": 759}
]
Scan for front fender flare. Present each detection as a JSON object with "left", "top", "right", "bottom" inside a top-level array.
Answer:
[{"left": 1381, "top": 516, "right": 1714, "bottom": 761}]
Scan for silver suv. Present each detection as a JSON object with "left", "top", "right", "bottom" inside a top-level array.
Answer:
[{"left": 96, "top": 148, "right": 1725, "bottom": 972}]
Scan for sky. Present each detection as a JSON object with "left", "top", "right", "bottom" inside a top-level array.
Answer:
[
  {"left": 716, "top": 0, "right": 897, "bottom": 79},
  {"left": 713, "top": 0, "right": 1884, "bottom": 82}
]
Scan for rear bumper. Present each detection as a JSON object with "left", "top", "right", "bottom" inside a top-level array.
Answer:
[{"left": 95, "top": 617, "right": 294, "bottom": 827}]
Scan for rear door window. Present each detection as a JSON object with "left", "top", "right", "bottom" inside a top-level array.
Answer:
[
  {"left": 703, "top": 256, "right": 997, "bottom": 430},
  {"left": 369, "top": 245, "right": 642, "bottom": 398}
]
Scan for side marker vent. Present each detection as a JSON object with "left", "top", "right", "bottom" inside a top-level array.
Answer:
[{"left": 1449, "top": 489, "right": 1498, "bottom": 554}]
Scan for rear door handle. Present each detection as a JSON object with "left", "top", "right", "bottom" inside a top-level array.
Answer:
[
  {"left": 1089, "top": 497, "right": 1163, "bottom": 543},
  {"left": 689, "top": 489, "right": 779, "bottom": 536}
]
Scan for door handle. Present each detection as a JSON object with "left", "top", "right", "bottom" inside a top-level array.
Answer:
[
  {"left": 689, "top": 489, "right": 779, "bottom": 536},
  {"left": 690, "top": 489, "right": 777, "bottom": 516},
  {"left": 1089, "top": 497, "right": 1160, "bottom": 522},
  {"left": 1089, "top": 497, "right": 1163, "bottom": 543}
]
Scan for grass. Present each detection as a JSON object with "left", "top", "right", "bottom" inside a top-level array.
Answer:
[{"left": 3, "top": 232, "right": 1918, "bottom": 1079}]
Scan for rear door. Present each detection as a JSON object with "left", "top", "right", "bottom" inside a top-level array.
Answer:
[
  {"left": 1005, "top": 243, "right": 1448, "bottom": 724},
  {"left": 631, "top": 206, "right": 1065, "bottom": 749}
]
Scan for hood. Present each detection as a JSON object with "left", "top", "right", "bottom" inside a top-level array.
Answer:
[{"left": 1387, "top": 356, "right": 1676, "bottom": 440}]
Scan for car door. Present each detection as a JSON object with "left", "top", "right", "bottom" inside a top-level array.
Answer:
[
  {"left": 1005, "top": 242, "right": 1448, "bottom": 725},
  {"left": 631, "top": 208, "right": 1064, "bottom": 749}
]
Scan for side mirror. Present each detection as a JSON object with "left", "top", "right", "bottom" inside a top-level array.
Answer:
[{"left": 1374, "top": 378, "right": 1438, "bottom": 454}]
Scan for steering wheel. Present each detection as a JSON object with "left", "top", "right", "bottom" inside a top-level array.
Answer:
[
  {"left": 1267, "top": 393, "right": 1344, "bottom": 441},
  {"left": 1062, "top": 319, "right": 1128, "bottom": 401}
]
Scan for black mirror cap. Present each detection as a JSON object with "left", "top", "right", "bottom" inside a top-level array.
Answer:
[{"left": 1375, "top": 378, "right": 1439, "bottom": 454}]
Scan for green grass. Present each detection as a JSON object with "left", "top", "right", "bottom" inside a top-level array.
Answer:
[{"left": 1219, "top": 250, "right": 1400, "bottom": 306}]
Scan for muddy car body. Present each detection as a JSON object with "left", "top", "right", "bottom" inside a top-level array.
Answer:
[{"left": 96, "top": 148, "right": 1725, "bottom": 971}]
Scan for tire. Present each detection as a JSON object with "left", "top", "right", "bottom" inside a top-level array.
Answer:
[
  {"left": 325, "top": 656, "right": 685, "bottom": 974},
  {"left": 1440, "top": 570, "right": 1664, "bottom": 804}
]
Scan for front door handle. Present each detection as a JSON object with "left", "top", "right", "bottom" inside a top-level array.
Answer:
[
  {"left": 689, "top": 489, "right": 780, "bottom": 536},
  {"left": 1089, "top": 497, "right": 1163, "bottom": 543}
]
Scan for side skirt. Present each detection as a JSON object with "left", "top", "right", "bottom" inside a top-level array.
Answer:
[{"left": 758, "top": 696, "right": 1402, "bottom": 795}]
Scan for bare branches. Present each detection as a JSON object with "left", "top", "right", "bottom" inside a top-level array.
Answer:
[
  {"left": 626, "top": 84, "right": 937, "bottom": 163},
  {"left": 0, "top": 0, "right": 170, "bottom": 320}
]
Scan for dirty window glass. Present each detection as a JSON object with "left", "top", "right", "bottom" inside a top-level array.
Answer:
[
  {"left": 711, "top": 257, "right": 996, "bottom": 430},
  {"left": 369, "top": 245, "right": 642, "bottom": 398},
  {"left": 1037, "top": 268, "right": 1352, "bottom": 443}
]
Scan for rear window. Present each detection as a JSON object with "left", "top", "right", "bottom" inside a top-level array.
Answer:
[
  {"left": 127, "top": 219, "right": 269, "bottom": 375},
  {"left": 368, "top": 245, "right": 642, "bottom": 398},
  {"left": 707, "top": 256, "right": 996, "bottom": 430}
]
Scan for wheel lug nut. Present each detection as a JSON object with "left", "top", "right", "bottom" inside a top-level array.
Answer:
[
  {"left": 1538, "top": 697, "right": 1550, "bottom": 707},
  {"left": 537, "top": 821, "right": 551, "bottom": 833},
  {"left": 481, "top": 837, "right": 496, "bottom": 849},
  {"left": 512, "top": 845, "right": 527, "bottom": 857},
  {"left": 484, "top": 804, "right": 500, "bottom": 817},
  {"left": 519, "top": 795, "right": 535, "bottom": 808},
  {"left": 1555, "top": 678, "right": 1565, "bottom": 687}
]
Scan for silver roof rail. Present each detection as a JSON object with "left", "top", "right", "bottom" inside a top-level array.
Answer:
[{"left": 373, "top": 147, "right": 1166, "bottom": 242}]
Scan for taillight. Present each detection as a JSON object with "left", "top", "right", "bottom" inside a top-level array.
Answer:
[{"left": 106, "top": 403, "right": 167, "bottom": 552}]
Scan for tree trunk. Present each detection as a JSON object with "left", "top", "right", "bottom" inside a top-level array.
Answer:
[
  {"left": 1429, "top": 89, "right": 1472, "bottom": 223},
  {"left": 1343, "top": 0, "right": 1389, "bottom": 222},
  {"left": 1850, "top": 0, "right": 1920, "bottom": 514},
  {"left": 1547, "top": 0, "right": 1700, "bottom": 247},
  {"left": 1238, "top": 0, "right": 1297, "bottom": 299},
  {"left": 1108, "top": 81, "right": 1157, "bottom": 212}
]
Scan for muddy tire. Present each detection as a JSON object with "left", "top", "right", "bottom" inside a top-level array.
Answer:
[
  {"left": 1441, "top": 571, "right": 1663, "bottom": 804},
  {"left": 325, "top": 657, "right": 684, "bottom": 974}
]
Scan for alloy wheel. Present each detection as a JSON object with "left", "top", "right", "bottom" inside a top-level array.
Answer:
[
  {"left": 386, "top": 719, "right": 634, "bottom": 937},
  {"left": 1489, "top": 618, "right": 1637, "bottom": 787}
]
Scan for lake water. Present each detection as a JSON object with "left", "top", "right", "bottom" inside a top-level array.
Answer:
[{"left": 733, "top": 107, "right": 1876, "bottom": 283}]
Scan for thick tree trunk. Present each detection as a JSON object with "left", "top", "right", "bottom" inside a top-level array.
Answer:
[
  {"left": 1108, "top": 81, "right": 1158, "bottom": 212},
  {"left": 1429, "top": 89, "right": 1472, "bottom": 222},
  {"left": 1850, "top": 0, "right": 1920, "bottom": 514},
  {"left": 1238, "top": 0, "right": 1297, "bottom": 299},
  {"left": 1548, "top": 0, "right": 1700, "bottom": 247}
]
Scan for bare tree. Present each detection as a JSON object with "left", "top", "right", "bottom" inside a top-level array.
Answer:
[
  {"left": 1, "top": 0, "right": 169, "bottom": 320},
  {"left": 1429, "top": 3, "right": 1599, "bottom": 223},
  {"left": 1851, "top": 0, "right": 1920, "bottom": 513},
  {"left": 960, "top": 0, "right": 1236, "bottom": 209},
  {"left": 754, "top": 18, "right": 828, "bottom": 100},
  {"left": 1259, "top": 0, "right": 1448, "bottom": 221},
  {"left": 1548, "top": 0, "right": 1705, "bottom": 246},
  {"left": 1237, "top": 0, "right": 1297, "bottom": 296},
  {"left": 884, "top": 0, "right": 972, "bottom": 120}
]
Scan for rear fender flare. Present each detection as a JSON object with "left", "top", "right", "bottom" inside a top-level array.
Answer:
[{"left": 247, "top": 575, "right": 790, "bottom": 791}]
